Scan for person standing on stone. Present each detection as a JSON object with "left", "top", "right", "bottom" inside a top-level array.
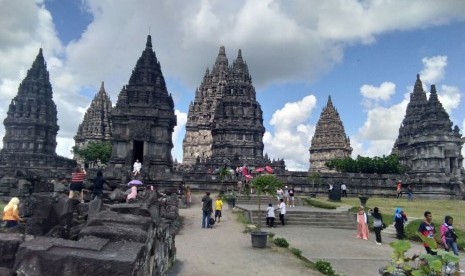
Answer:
[
  {"left": 356, "top": 206, "right": 369, "bottom": 240},
  {"left": 214, "top": 195, "right": 223, "bottom": 223},
  {"left": 284, "top": 186, "right": 290, "bottom": 206},
  {"left": 277, "top": 198, "right": 286, "bottom": 226},
  {"left": 133, "top": 159, "right": 142, "bottom": 177},
  {"left": 2, "top": 197, "right": 23, "bottom": 228},
  {"left": 266, "top": 203, "right": 275, "bottom": 227},
  {"left": 418, "top": 211, "right": 438, "bottom": 255},
  {"left": 341, "top": 183, "right": 347, "bottom": 197},
  {"left": 69, "top": 166, "right": 87, "bottom": 203},
  {"left": 394, "top": 208, "right": 407, "bottom": 239},
  {"left": 91, "top": 170, "right": 108, "bottom": 200},
  {"left": 185, "top": 186, "right": 192, "bottom": 208},
  {"left": 201, "top": 192, "right": 213, "bottom": 228},
  {"left": 369, "top": 207, "right": 384, "bottom": 244}
]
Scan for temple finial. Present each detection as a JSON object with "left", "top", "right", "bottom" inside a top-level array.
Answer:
[{"left": 146, "top": 35, "right": 152, "bottom": 48}]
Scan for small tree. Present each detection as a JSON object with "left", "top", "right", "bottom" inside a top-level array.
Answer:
[
  {"left": 72, "top": 141, "right": 112, "bottom": 166},
  {"left": 249, "top": 174, "right": 282, "bottom": 232},
  {"left": 308, "top": 172, "right": 322, "bottom": 191},
  {"left": 218, "top": 166, "right": 232, "bottom": 192}
]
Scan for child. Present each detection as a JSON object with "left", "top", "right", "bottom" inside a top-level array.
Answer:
[
  {"left": 266, "top": 203, "right": 275, "bottom": 227},
  {"left": 214, "top": 196, "right": 223, "bottom": 223}
]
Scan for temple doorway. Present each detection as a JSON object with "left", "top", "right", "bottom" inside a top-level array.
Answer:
[{"left": 133, "top": 140, "right": 144, "bottom": 164}]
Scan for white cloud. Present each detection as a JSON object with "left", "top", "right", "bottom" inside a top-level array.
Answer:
[
  {"left": 264, "top": 95, "right": 317, "bottom": 171},
  {"left": 1, "top": 0, "right": 465, "bottom": 166},
  {"left": 420, "top": 56, "right": 447, "bottom": 84},
  {"left": 172, "top": 110, "right": 187, "bottom": 162},
  {"left": 437, "top": 85, "right": 461, "bottom": 114},
  {"left": 360, "top": 82, "right": 396, "bottom": 101}
]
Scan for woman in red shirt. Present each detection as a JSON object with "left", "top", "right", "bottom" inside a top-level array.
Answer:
[{"left": 69, "top": 167, "right": 87, "bottom": 203}]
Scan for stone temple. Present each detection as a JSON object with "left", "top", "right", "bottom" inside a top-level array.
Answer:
[
  {"left": 0, "top": 49, "right": 75, "bottom": 173},
  {"left": 106, "top": 35, "right": 177, "bottom": 180},
  {"left": 73, "top": 82, "right": 113, "bottom": 166},
  {"left": 309, "top": 96, "right": 352, "bottom": 172},
  {"left": 392, "top": 75, "right": 464, "bottom": 185},
  {"left": 182, "top": 46, "right": 285, "bottom": 171}
]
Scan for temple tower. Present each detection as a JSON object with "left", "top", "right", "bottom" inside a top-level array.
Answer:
[
  {"left": 107, "top": 35, "right": 177, "bottom": 179},
  {"left": 74, "top": 82, "right": 113, "bottom": 166},
  {"left": 392, "top": 75, "right": 464, "bottom": 198},
  {"left": 309, "top": 96, "right": 352, "bottom": 172},
  {"left": 0, "top": 49, "right": 75, "bottom": 169},
  {"left": 182, "top": 47, "right": 269, "bottom": 169}
]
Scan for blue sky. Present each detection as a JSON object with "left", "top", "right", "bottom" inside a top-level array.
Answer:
[{"left": 1, "top": 0, "right": 465, "bottom": 170}]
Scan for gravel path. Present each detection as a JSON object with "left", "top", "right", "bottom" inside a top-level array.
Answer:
[{"left": 166, "top": 194, "right": 321, "bottom": 276}]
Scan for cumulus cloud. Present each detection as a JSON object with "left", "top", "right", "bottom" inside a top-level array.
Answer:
[
  {"left": 264, "top": 95, "right": 317, "bottom": 171},
  {"left": 420, "top": 56, "right": 447, "bottom": 85},
  {"left": 172, "top": 110, "right": 187, "bottom": 162},
  {"left": 1, "top": 0, "right": 465, "bottom": 165}
]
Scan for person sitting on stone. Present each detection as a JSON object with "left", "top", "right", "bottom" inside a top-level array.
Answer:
[
  {"left": 133, "top": 159, "right": 142, "bottom": 177},
  {"left": 2, "top": 197, "right": 23, "bottom": 228},
  {"left": 126, "top": 186, "right": 138, "bottom": 202}
]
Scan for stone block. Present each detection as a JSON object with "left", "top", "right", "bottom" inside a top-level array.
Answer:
[
  {"left": 14, "top": 236, "right": 145, "bottom": 276},
  {"left": 0, "top": 233, "right": 23, "bottom": 268}
]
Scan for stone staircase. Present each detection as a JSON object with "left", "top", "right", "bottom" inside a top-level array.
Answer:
[
  {"left": 235, "top": 195, "right": 303, "bottom": 206},
  {"left": 249, "top": 210, "right": 355, "bottom": 229}
]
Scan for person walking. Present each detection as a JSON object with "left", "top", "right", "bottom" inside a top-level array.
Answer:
[
  {"left": 2, "top": 197, "right": 23, "bottom": 228},
  {"left": 407, "top": 185, "right": 413, "bottom": 201},
  {"left": 69, "top": 166, "right": 87, "bottom": 203},
  {"left": 418, "top": 211, "right": 437, "bottom": 255},
  {"left": 214, "top": 196, "right": 223, "bottom": 223},
  {"left": 288, "top": 186, "right": 295, "bottom": 207},
  {"left": 369, "top": 207, "right": 384, "bottom": 244},
  {"left": 396, "top": 181, "right": 402, "bottom": 199},
  {"left": 91, "top": 170, "right": 108, "bottom": 200},
  {"left": 394, "top": 208, "right": 407, "bottom": 239},
  {"left": 341, "top": 183, "right": 347, "bottom": 197},
  {"left": 277, "top": 198, "right": 286, "bottom": 226},
  {"left": 440, "top": 216, "right": 464, "bottom": 273},
  {"left": 201, "top": 192, "right": 213, "bottom": 228},
  {"left": 266, "top": 203, "right": 275, "bottom": 228},
  {"left": 356, "top": 206, "right": 369, "bottom": 240}
]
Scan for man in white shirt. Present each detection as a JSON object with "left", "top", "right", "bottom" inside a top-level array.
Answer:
[
  {"left": 277, "top": 198, "right": 286, "bottom": 226},
  {"left": 341, "top": 183, "right": 347, "bottom": 197}
]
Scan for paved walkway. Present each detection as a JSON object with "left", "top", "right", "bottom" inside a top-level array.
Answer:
[{"left": 167, "top": 195, "right": 465, "bottom": 276}]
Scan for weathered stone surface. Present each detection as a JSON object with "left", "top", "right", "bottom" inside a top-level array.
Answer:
[
  {"left": 0, "top": 233, "right": 23, "bottom": 268},
  {"left": 309, "top": 96, "right": 352, "bottom": 172},
  {"left": 14, "top": 236, "right": 145, "bottom": 276},
  {"left": 109, "top": 203, "right": 151, "bottom": 217}
]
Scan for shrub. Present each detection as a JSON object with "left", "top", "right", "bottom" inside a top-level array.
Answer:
[
  {"left": 274, "top": 237, "right": 289, "bottom": 248},
  {"left": 290, "top": 247, "right": 302, "bottom": 257},
  {"left": 304, "top": 198, "right": 337, "bottom": 209},
  {"left": 314, "top": 260, "right": 341, "bottom": 276}
]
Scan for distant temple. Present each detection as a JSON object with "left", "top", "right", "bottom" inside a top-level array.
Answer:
[
  {"left": 74, "top": 82, "right": 113, "bottom": 166},
  {"left": 309, "top": 96, "right": 352, "bottom": 172},
  {"left": 106, "top": 35, "right": 177, "bottom": 179},
  {"left": 182, "top": 47, "right": 285, "bottom": 171},
  {"left": 392, "top": 74, "right": 464, "bottom": 176},
  {"left": 0, "top": 49, "right": 75, "bottom": 171}
]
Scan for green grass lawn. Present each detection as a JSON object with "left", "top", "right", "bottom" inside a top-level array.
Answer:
[
  {"left": 308, "top": 196, "right": 465, "bottom": 229},
  {"left": 306, "top": 196, "right": 465, "bottom": 250}
]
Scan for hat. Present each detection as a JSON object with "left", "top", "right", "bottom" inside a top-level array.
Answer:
[{"left": 285, "top": 186, "right": 288, "bottom": 188}]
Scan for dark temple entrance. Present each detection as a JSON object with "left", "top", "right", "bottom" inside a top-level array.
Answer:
[{"left": 133, "top": 140, "right": 144, "bottom": 164}]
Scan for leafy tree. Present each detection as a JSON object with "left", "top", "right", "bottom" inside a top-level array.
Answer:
[
  {"left": 72, "top": 141, "right": 112, "bottom": 165},
  {"left": 325, "top": 154, "right": 407, "bottom": 174},
  {"left": 249, "top": 174, "right": 282, "bottom": 232}
]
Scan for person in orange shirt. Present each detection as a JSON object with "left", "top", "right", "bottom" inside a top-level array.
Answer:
[{"left": 2, "top": 197, "right": 22, "bottom": 228}]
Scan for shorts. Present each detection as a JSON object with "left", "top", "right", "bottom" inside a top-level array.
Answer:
[
  {"left": 215, "top": 210, "right": 222, "bottom": 218},
  {"left": 70, "top": 182, "right": 83, "bottom": 192}
]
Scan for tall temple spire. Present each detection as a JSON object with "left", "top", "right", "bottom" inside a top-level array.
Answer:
[
  {"left": 0, "top": 48, "right": 76, "bottom": 170},
  {"left": 309, "top": 95, "right": 352, "bottom": 172},
  {"left": 146, "top": 35, "right": 152, "bottom": 48}
]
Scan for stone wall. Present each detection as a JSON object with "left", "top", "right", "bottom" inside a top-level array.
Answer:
[
  {"left": 0, "top": 191, "right": 179, "bottom": 275},
  {"left": 180, "top": 171, "right": 464, "bottom": 199}
]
